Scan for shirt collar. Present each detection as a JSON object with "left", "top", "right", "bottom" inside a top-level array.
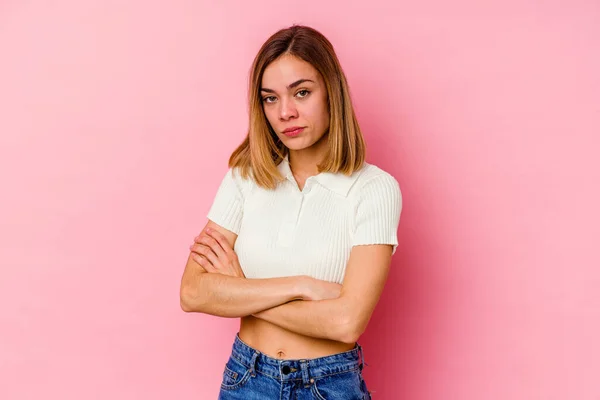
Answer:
[{"left": 277, "top": 154, "right": 363, "bottom": 197}]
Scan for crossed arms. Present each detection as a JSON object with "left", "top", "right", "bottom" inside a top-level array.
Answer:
[{"left": 179, "top": 220, "right": 393, "bottom": 344}]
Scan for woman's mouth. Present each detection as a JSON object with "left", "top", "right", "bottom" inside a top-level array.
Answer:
[{"left": 283, "top": 127, "right": 305, "bottom": 137}]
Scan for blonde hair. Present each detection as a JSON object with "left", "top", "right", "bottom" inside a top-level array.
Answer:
[{"left": 229, "top": 25, "right": 366, "bottom": 189}]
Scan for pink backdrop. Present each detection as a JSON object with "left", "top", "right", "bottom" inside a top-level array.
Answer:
[{"left": 1, "top": 1, "right": 599, "bottom": 399}]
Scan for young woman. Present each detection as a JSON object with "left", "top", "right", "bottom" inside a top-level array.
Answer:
[{"left": 180, "top": 25, "right": 402, "bottom": 399}]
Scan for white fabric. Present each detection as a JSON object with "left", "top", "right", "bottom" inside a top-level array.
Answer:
[{"left": 206, "top": 156, "right": 402, "bottom": 284}]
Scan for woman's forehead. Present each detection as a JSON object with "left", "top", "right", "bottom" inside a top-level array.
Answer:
[{"left": 262, "top": 56, "right": 319, "bottom": 87}]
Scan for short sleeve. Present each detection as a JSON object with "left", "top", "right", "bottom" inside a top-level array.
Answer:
[
  {"left": 352, "top": 174, "right": 403, "bottom": 255},
  {"left": 206, "top": 168, "right": 245, "bottom": 234}
]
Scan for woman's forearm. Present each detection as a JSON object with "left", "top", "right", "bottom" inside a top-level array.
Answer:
[
  {"left": 180, "top": 273, "right": 308, "bottom": 318},
  {"left": 252, "top": 297, "right": 359, "bottom": 344}
]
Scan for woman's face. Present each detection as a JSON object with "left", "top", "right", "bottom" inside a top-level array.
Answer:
[{"left": 260, "top": 54, "right": 330, "bottom": 152}]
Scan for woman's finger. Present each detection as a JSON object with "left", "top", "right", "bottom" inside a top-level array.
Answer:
[
  {"left": 206, "top": 230, "right": 244, "bottom": 274},
  {"left": 190, "top": 243, "right": 221, "bottom": 269},
  {"left": 191, "top": 253, "right": 217, "bottom": 273},
  {"left": 206, "top": 229, "right": 235, "bottom": 257},
  {"left": 205, "top": 231, "right": 245, "bottom": 278},
  {"left": 197, "top": 234, "right": 226, "bottom": 260}
]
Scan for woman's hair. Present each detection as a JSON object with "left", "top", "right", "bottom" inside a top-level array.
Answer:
[{"left": 228, "top": 24, "right": 366, "bottom": 189}]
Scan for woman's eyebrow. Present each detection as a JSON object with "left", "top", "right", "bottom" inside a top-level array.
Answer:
[{"left": 260, "top": 78, "right": 315, "bottom": 93}]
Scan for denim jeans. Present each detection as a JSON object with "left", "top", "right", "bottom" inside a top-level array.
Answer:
[{"left": 217, "top": 334, "right": 372, "bottom": 399}]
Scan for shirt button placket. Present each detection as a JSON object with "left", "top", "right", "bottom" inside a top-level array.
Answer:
[{"left": 277, "top": 192, "right": 303, "bottom": 247}]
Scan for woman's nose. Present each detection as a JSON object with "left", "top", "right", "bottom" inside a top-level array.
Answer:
[{"left": 279, "top": 98, "right": 298, "bottom": 120}]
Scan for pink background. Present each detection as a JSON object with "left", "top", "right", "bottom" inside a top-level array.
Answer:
[{"left": 1, "top": 1, "right": 599, "bottom": 399}]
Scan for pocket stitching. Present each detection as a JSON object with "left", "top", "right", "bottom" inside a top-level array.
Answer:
[
  {"left": 311, "top": 369, "right": 366, "bottom": 400},
  {"left": 311, "top": 383, "right": 327, "bottom": 400},
  {"left": 220, "top": 366, "right": 251, "bottom": 391},
  {"left": 223, "top": 366, "right": 238, "bottom": 381}
]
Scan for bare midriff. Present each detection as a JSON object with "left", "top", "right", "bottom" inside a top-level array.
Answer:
[{"left": 239, "top": 316, "right": 355, "bottom": 360}]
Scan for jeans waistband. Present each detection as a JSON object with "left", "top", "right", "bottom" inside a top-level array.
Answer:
[{"left": 229, "top": 334, "right": 365, "bottom": 382}]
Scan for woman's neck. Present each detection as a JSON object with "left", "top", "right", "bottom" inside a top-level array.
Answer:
[
  {"left": 288, "top": 151, "right": 321, "bottom": 177},
  {"left": 288, "top": 134, "right": 329, "bottom": 178}
]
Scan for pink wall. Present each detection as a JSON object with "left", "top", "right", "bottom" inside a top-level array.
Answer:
[{"left": 1, "top": 1, "right": 599, "bottom": 399}]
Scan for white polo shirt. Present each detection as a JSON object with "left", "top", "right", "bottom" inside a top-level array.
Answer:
[{"left": 206, "top": 156, "right": 402, "bottom": 284}]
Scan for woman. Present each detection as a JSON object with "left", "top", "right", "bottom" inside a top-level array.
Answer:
[{"left": 180, "top": 24, "right": 402, "bottom": 399}]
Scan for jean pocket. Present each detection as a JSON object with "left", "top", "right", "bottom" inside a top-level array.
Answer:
[
  {"left": 220, "top": 357, "right": 252, "bottom": 391},
  {"left": 311, "top": 368, "right": 367, "bottom": 400}
]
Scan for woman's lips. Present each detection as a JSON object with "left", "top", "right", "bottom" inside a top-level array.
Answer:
[{"left": 283, "top": 127, "right": 304, "bottom": 137}]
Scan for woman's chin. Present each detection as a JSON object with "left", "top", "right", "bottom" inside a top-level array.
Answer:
[{"left": 282, "top": 139, "right": 310, "bottom": 151}]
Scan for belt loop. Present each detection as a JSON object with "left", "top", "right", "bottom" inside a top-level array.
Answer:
[
  {"left": 357, "top": 343, "right": 368, "bottom": 371},
  {"left": 249, "top": 351, "right": 259, "bottom": 377},
  {"left": 300, "top": 361, "right": 312, "bottom": 387}
]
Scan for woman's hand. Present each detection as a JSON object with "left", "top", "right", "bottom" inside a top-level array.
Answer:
[
  {"left": 188, "top": 228, "right": 341, "bottom": 300},
  {"left": 189, "top": 228, "right": 246, "bottom": 278}
]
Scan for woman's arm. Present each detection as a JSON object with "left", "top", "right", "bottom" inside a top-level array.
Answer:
[
  {"left": 180, "top": 253, "right": 309, "bottom": 318},
  {"left": 252, "top": 244, "right": 393, "bottom": 344},
  {"left": 180, "top": 221, "right": 340, "bottom": 318}
]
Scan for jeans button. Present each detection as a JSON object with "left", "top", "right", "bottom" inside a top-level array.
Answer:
[{"left": 282, "top": 365, "right": 291, "bottom": 374}]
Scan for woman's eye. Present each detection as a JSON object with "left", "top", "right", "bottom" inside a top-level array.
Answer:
[
  {"left": 263, "top": 96, "right": 276, "bottom": 103},
  {"left": 296, "top": 90, "right": 310, "bottom": 98}
]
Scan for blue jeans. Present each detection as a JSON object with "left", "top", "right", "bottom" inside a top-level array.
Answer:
[{"left": 218, "top": 334, "right": 372, "bottom": 399}]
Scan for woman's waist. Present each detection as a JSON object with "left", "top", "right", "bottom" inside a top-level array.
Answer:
[
  {"left": 232, "top": 325, "right": 363, "bottom": 381},
  {"left": 239, "top": 316, "right": 355, "bottom": 360}
]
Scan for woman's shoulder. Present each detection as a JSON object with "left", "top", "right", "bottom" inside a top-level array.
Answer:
[
  {"left": 354, "top": 162, "right": 400, "bottom": 190},
  {"left": 343, "top": 162, "right": 402, "bottom": 205},
  {"left": 217, "top": 166, "right": 256, "bottom": 197},
  {"left": 348, "top": 162, "right": 402, "bottom": 215}
]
